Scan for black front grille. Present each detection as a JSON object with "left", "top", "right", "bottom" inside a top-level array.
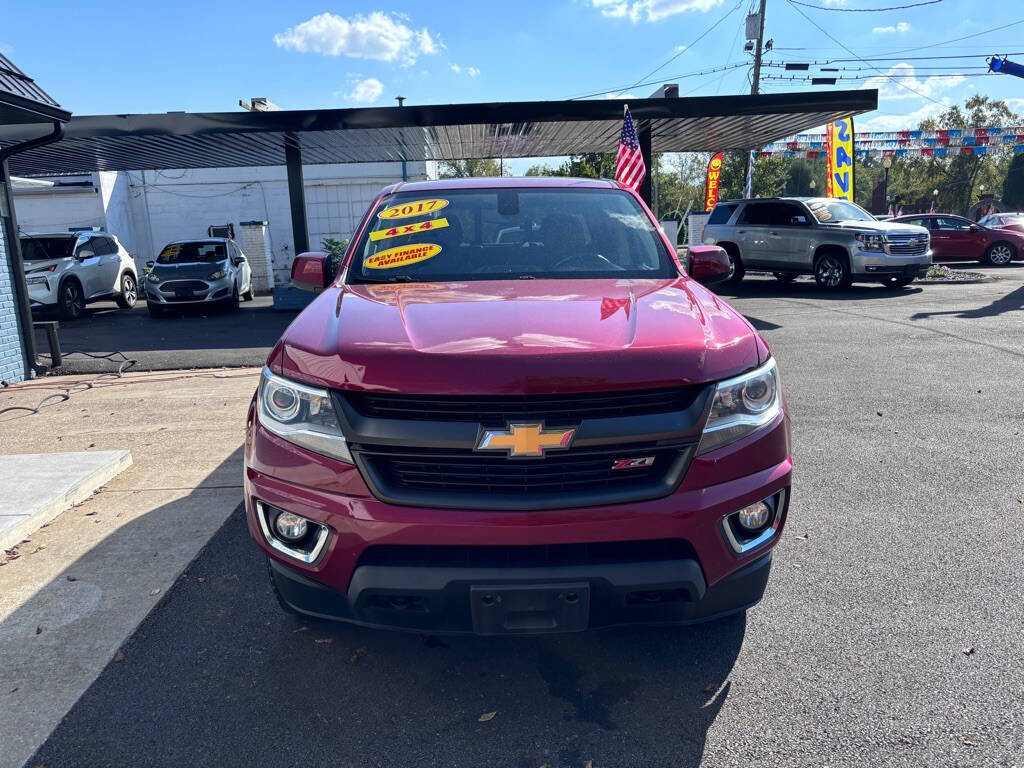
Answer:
[
  {"left": 344, "top": 386, "right": 701, "bottom": 423},
  {"left": 160, "top": 280, "right": 208, "bottom": 292},
  {"left": 358, "top": 538, "right": 698, "bottom": 569},
  {"left": 357, "top": 441, "right": 683, "bottom": 497}
]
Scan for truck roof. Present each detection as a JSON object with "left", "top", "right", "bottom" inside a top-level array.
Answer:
[{"left": 379, "top": 176, "right": 620, "bottom": 195}]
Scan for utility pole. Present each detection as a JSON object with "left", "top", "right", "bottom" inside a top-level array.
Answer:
[{"left": 743, "top": 0, "right": 767, "bottom": 198}]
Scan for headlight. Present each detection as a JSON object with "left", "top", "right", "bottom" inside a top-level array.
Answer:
[
  {"left": 258, "top": 368, "right": 352, "bottom": 463},
  {"left": 26, "top": 275, "right": 48, "bottom": 285},
  {"left": 855, "top": 233, "right": 886, "bottom": 252},
  {"left": 208, "top": 269, "right": 227, "bottom": 280},
  {"left": 698, "top": 358, "right": 781, "bottom": 455},
  {"left": 147, "top": 273, "right": 161, "bottom": 283}
]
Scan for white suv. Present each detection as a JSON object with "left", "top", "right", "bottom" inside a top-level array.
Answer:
[{"left": 21, "top": 231, "right": 138, "bottom": 319}]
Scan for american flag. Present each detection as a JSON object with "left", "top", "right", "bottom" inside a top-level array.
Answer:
[{"left": 615, "top": 106, "right": 646, "bottom": 192}]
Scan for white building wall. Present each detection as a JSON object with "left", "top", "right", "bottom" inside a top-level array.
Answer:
[{"left": 12, "top": 181, "right": 104, "bottom": 234}]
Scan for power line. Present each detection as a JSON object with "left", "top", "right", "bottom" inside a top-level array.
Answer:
[
  {"left": 789, "top": 0, "right": 942, "bottom": 10},
  {"left": 762, "top": 72, "right": 994, "bottom": 82},
  {"left": 869, "top": 17, "right": 1024, "bottom": 57},
  {"left": 568, "top": 62, "right": 749, "bottom": 100},
  {"left": 767, "top": 52, "right": 1024, "bottom": 65},
  {"left": 785, "top": 0, "right": 946, "bottom": 104}
]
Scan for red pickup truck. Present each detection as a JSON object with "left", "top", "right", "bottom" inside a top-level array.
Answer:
[{"left": 244, "top": 177, "right": 792, "bottom": 635}]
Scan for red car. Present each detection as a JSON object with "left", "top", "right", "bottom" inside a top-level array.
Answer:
[
  {"left": 892, "top": 213, "right": 1024, "bottom": 265},
  {"left": 978, "top": 211, "right": 1024, "bottom": 234},
  {"left": 244, "top": 177, "right": 792, "bottom": 635}
]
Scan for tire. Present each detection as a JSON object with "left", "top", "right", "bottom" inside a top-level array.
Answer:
[
  {"left": 773, "top": 272, "right": 798, "bottom": 284},
  {"left": 983, "top": 241, "right": 1015, "bottom": 266},
  {"left": 881, "top": 276, "right": 915, "bottom": 289},
  {"left": 242, "top": 288, "right": 254, "bottom": 301},
  {"left": 227, "top": 286, "right": 240, "bottom": 311},
  {"left": 57, "top": 279, "right": 85, "bottom": 320},
  {"left": 814, "top": 251, "right": 852, "bottom": 290},
  {"left": 147, "top": 302, "right": 164, "bottom": 318},
  {"left": 723, "top": 245, "right": 745, "bottom": 283},
  {"left": 115, "top": 273, "right": 137, "bottom": 309}
]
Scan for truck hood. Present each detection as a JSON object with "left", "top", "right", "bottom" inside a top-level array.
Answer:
[
  {"left": 276, "top": 278, "right": 764, "bottom": 395},
  {"left": 823, "top": 219, "right": 928, "bottom": 236}
]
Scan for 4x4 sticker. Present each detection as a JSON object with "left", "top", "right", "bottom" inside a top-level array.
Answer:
[
  {"left": 364, "top": 243, "right": 442, "bottom": 270},
  {"left": 369, "top": 217, "right": 450, "bottom": 242},
  {"left": 378, "top": 198, "right": 449, "bottom": 220}
]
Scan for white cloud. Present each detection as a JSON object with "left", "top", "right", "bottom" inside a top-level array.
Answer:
[
  {"left": 273, "top": 11, "right": 440, "bottom": 65},
  {"left": 450, "top": 64, "right": 480, "bottom": 77},
  {"left": 346, "top": 77, "right": 384, "bottom": 104},
  {"left": 590, "top": 0, "right": 724, "bottom": 23},
  {"left": 872, "top": 21, "right": 910, "bottom": 34},
  {"left": 822, "top": 0, "right": 848, "bottom": 5},
  {"left": 861, "top": 63, "right": 965, "bottom": 101},
  {"left": 857, "top": 101, "right": 950, "bottom": 132}
]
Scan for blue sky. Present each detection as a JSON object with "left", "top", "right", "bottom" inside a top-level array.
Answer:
[{"left": 3, "top": 0, "right": 1023, "bottom": 145}]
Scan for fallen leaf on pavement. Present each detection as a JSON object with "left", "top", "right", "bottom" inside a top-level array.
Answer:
[
  {"left": 962, "top": 646, "right": 975, "bottom": 656},
  {"left": 35, "top": 625, "right": 41, "bottom": 635},
  {"left": 149, "top": 588, "right": 161, "bottom": 596},
  {"left": 795, "top": 533, "right": 809, "bottom": 541},
  {"left": 478, "top": 711, "right": 496, "bottom": 722},
  {"left": 66, "top": 575, "right": 77, "bottom": 582},
  {"left": 114, "top": 650, "right": 125, "bottom": 662},
  {"left": 293, "top": 626, "right": 308, "bottom": 633},
  {"left": 876, "top": 411, "right": 883, "bottom": 417},
  {"left": 197, "top": 577, "right": 205, "bottom": 583},
  {"left": 314, "top": 638, "right": 333, "bottom": 645},
  {"left": 961, "top": 736, "right": 977, "bottom": 747}
]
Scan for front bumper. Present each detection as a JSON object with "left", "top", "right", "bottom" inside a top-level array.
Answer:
[
  {"left": 851, "top": 247, "right": 931, "bottom": 277},
  {"left": 145, "top": 276, "right": 233, "bottom": 304},
  {"left": 27, "top": 275, "right": 59, "bottom": 307},
  {"left": 244, "top": 403, "right": 792, "bottom": 634}
]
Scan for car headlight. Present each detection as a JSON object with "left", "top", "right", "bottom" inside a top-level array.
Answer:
[
  {"left": 26, "top": 275, "right": 49, "bottom": 285},
  {"left": 208, "top": 269, "right": 227, "bottom": 280},
  {"left": 147, "top": 273, "right": 161, "bottom": 283},
  {"left": 698, "top": 358, "right": 781, "bottom": 455},
  {"left": 258, "top": 368, "right": 352, "bottom": 463},
  {"left": 855, "top": 233, "right": 886, "bottom": 252}
]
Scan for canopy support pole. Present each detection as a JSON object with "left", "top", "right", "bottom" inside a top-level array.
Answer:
[
  {"left": 638, "top": 122, "right": 653, "bottom": 207},
  {"left": 284, "top": 135, "right": 309, "bottom": 255}
]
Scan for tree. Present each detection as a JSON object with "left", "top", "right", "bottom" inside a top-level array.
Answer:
[
  {"left": 437, "top": 159, "right": 503, "bottom": 178},
  {"left": 525, "top": 153, "right": 615, "bottom": 178},
  {"left": 1002, "top": 153, "right": 1024, "bottom": 209}
]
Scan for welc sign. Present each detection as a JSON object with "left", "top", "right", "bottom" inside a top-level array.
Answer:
[
  {"left": 825, "top": 117, "right": 855, "bottom": 202},
  {"left": 704, "top": 151, "right": 724, "bottom": 212}
]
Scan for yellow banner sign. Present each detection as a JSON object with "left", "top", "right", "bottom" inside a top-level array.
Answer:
[
  {"left": 369, "top": 217, "right": 450, "bottom": 242},
  {"left": 826, "top": 117, "right": 855, "bottom": 202},
  {"left": 378, "top": 198, "right": 449, "bottom": 220},
  {"left": 364, "top": 243, "right": 442, "bottom": 270}
]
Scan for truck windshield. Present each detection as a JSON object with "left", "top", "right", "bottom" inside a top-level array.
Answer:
[
  {"left": 347, "top": 188, "right": 676, "bottom": 283},
  {"left": 807, "top": 200, "right": 876, "bottom": 224},
  {"left": 157, "top": 242, "right": 227, "bottom": 264},
  {"left": 20, "top": 237, "right": 75, "bottom": 261}
]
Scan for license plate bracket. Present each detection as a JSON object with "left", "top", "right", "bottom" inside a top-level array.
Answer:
[
  {"left": 174, "top": 287, "right": 194, "bottom": 299},
  {"left": 470, "top": 582, "right": 590, "bottom": 635}
]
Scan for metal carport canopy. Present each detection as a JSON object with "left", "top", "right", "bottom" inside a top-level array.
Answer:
[{"left": 0, "top": 89, "right": 877, "bottom": 176}]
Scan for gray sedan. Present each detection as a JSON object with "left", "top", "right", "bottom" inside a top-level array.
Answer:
[{"left": 144, "top": 238, "right": 253, "bottom": 317}]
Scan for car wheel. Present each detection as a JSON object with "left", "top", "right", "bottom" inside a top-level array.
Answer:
[
  {"left": 983, "top": 242, "right": 1015, "bottom": 266},
  {"left": 115, "top": 273, "right": 137, "bottom": 309},
  {"left": 228, "top": 286, "right": 241, "bottom": 310},
  {"left": 57, "top": 279, "right": 85, "bottom": 320},
  {"left": 773, "top": 272, "right": 797, "bottom": 284},
  {"left": 723, "top": 246, "right": 745, "bottom": 283},
  {"left": 814, "top": 252, "right": 851, "bottom": 290},
  {"left": 881, "top": 276, "right": 915, "bottom": 289},
  {"left": 147, "top": 302, "right": 164, "bottom": 318},
  {"left": 242, "top": 288, "right": 254, "bottom": 301}
]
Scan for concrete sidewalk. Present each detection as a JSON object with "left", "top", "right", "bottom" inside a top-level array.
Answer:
[{"left": 0, "top": 367, "right": 260, "bottom": 768}]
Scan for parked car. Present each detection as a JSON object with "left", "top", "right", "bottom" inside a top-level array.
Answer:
[
  {"left": 977, "top": 211, "right": 1024, "bottom": 234},
  {"left": 892, "top": 213, "right": 1024, "bottom": 265},
  {"left": 144, "top": 238, "right": 253, "bottom": 316},
  {"left": 703, "top": 197, "right": 931, "bottom": 289},
  {"left": 245, "top": 177, "right": 792, "bottom": 635},
  {"left": 20, "top": 231, "right": 138, "bottom": 320}
]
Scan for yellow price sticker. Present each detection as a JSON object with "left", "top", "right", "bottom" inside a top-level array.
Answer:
[
  {"left": 364, "top": 243, "right": 442, "bottom": 270},
  {"left": 378, "top": 198, "right": 449, "bottom": 220},
  {"left": 369, "top": 217, "right": 450, "bottom": 242}
]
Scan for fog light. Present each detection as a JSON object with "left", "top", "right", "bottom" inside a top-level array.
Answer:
[
  {"left": 737, "top": 501, "right": 771, "bottom": 531},
  {"left": 274, "top": 512, "right": 308, "bottom": 541}
]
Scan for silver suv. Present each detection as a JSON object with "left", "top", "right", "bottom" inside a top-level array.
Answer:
[
  {"left": 21, "top": 231, "right": 138, "bottom": 319},
  {"left": 703, "top": 197, "right": 932, "bottom": 289}
]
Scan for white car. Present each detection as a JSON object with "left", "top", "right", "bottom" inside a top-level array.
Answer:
[
  {"left": 21, "top": 231, "right": 138, "bottom": 320},
  {"left": 143, "top": 238, "right": 253, "bottom": 316}
]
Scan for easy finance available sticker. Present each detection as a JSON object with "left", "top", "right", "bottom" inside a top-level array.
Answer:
[
  {"left": 369, "top": 217, "right": 450, "bottom": 242},
  {"left": 378, "top": 198, "right": 449, "bottom": 220},
  {"left": 364, "top": 243, "right": 442, "bottom": 270}
]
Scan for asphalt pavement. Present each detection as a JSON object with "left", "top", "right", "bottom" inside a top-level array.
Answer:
[
  {"left": 24, "top": 266, "right": 1024, "bottom": 767},
  {"left": 31, "top": 295, "right": 298, "bottom": 374}
]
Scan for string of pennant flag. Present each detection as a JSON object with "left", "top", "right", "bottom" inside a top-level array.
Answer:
[
  {"left": 759, "top": 145, "right": 1024, "bottom": 159},
  {"left": 760, "top": 126, "right": 1024, "bottom": 158}
]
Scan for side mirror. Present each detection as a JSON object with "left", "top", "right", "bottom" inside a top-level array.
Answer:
[
  {"left": 790, "top": 215, "right": 808, "bottom": 225},
  {"left": 687, "top": 245, "right": 731, "bottom": 287},
  {"left": 969, "top": 224, "right": 982, "bottom": 231},
  {"left": 76, "top": 249, "right": 95, "bottom": 261},
  {"left": 291, "top": 251, "right": 329, "bottom": 292}
]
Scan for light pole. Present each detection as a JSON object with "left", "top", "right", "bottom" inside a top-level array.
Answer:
[
  {"left": 932, "top": 188, "right": 938, "bottom": 213},
  {"left": 882, "top": 156, "right": 892, "bottom": 211}
]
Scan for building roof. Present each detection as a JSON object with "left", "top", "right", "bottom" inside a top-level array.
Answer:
[
  {"left": 0, "top": 89, "right": 876, "bottom": 177},
  {"left": 0, "top": 53, "right": 70, "bottom": 125}
]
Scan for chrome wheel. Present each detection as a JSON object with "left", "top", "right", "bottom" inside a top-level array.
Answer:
[
  {"left": 987, "top": 243, "right": 1013, "bottom": 265},
  {"left": 814, "top": 255, "right": 847, "bottom": 289},
  {"left": 59, "top": 281, "right": 84, "bottom": 320},
  {"left": 118, "top": 274, "right": 137, "bottom": 308}
]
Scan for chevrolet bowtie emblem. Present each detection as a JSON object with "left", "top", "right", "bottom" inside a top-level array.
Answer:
[{"left": 476, "top": 422, "right": 577, "bottom": 458}]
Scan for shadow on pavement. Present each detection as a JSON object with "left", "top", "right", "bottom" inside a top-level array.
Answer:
[
  {"left": 26, "top": 501, "right": 746, "bottom": 768},
  {"left": 910, "top": 283, "right": 1024, "bottom": 321},
  {"left": 717, "top": 276, "right": 923, "bottom": 302}
]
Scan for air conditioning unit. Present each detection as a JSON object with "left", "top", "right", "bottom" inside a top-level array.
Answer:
[{"left": 208, "top": 223, "right": 234, "bottom": 239}]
